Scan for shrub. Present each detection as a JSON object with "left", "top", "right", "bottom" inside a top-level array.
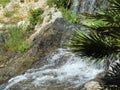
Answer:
[
  {"left": 47, "top": 0, "right": 71, "bottom": 9},
  {"left": 3, "top": 4, "right": 19, "bottom": 17},
  {"left": 28, "top": 8, "right": 44, "bottom": 28},
  {"left": 5, "top": 24, "right": 31, "bottom": 52},
  {"left": 0, "top": 0, "right": 10, "bottom": 7},
  {"left": 59, "top": 7, "right": 78, "bottom": 24},
  {"left": 3, "top": 10, "right": 13, "bottom": 17}
]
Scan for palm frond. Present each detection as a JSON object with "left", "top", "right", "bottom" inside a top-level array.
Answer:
[
  {"left": 67, "top": 0, "right": 120, "bottom": 64},
  {"left": 108, "top": 0, "right": 120, "bottom": 10},
  {"left": 68, "top": 30, "right": 117, "bottom": 59}
]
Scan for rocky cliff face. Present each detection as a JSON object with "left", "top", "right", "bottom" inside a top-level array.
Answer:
[{"left": 0, "top": 0, "right": 74, "bottom": 84}]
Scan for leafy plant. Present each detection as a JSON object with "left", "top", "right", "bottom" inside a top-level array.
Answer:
[
  {"left": 3, "top": 4, "right": 19, "bottom": 17},
  {"left": 68, "top": 30, "right": 117, "bottom": 59},
  {"left": 59, "top": 7, "right": 78, "bottom": 24},
  {"left": 28, "top": 8, "right": 44, "bottom": 28},
  {"left": 47, "top": 0, "right": 78, "bottom": 24},
  {"left": 0, "top": 0, "right": 10, "bottom": 7},
  {"left": 47, "top": 0, "right": 71, "bottom": 9},
  {"left": 3, "top": 10, "right": 13, "bottom": 17},
  {"left": 5, "top": 24, "right": 30, "bottom": 52}
]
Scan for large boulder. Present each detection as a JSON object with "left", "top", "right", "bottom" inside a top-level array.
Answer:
[{"left": 0, "top": 7, "right": 73, "bottom": 84}]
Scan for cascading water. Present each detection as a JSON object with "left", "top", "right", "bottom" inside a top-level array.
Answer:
[
  {"left": 71, "top": 0, "right": 108, "bottom": 13},
  {"left": 4, "top": 49, "right": 103, "bottom": 90},
  {"left": 80, "top": 0, "right": 96, "bottom": 13},
  {"left": 70, "top": 0, "right": 79, "bottom": 12},
  {"left": 1, "top": 0, "right": 108, "bottom": 90}
]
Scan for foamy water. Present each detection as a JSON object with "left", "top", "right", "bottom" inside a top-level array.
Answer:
[{"left": 4, "top": 49, "right": 103, "bottom": 90}]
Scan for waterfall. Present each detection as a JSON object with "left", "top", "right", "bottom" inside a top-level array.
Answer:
[
  {"left": 4, "top": 49, "right": 103, "bottom": 90},
  {"left": 80, "top": 0, "right": 96, "bottom": 13},
  {"left": 71, "top": 0, "right": 107, "bottom": 13},
  {"left": 1, "top": 0, "right": 109, "bottom": 89},
  {"left": 70, "top": 0, "right": 79, "bottom": 12}
]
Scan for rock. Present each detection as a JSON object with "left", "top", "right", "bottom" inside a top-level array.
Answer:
[
  {"left": 0, "top": 31, "right": 5, "bottom": 43},
  {"left": 0, "top": 7, "right": 73, "bottom": 84},
  {"left": 84, "top": 81, "right": 103, "bottom": 90},
  {"left": 0, "top": 0, "right": 47, "bottom": 25},
  {"left": 0, "top": 5, "right": 4, "bottom": 14},
  {"left": 78, "top": 71, "right": 106, "bottom": 90},
  {"left": 6, "top": 82, "right": 77, "bottom": 90}
]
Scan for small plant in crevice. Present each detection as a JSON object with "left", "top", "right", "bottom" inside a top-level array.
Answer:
[
  {"left": 47, "top": 0, "right": 72, "bottom": 9},
  {"left": 59, "top": 7, "right": 79, "bottom": 24},
  {"left": 28, "top": 8, "right": 44, "bottom": 29},
  {"left": 3, "top": 4, "right": 19, "bottom": 18},
  {"left": 5, "top": 24, "right": 31, "bottom": 52},
  {"left": 0, "top": 0, "right": 10, "bottom": 7},
  {"left": 3, "top": 10, "right": 13, "bottom": 17},
  {"left": 47, "top": 0, "right": 78, "bottom": 24}
]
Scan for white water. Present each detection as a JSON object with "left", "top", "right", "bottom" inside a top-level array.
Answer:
[
  {"left": 71, "top": 0, "right": 79, "bottom": 12},
  {"left": 71, "top": 0, "right": 107, "bottom": 13},
  {"left": 80, "top": 0, "right": 96, "bottom": 13},
  {"left": 4, "top": 49, "right": 103, "bottom": 90}
]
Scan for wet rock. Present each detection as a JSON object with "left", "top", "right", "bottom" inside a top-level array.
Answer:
[
  {"left": 0, "top": 31, "right": 5, "bottom": 43},
  {"left": 3, "top": 48, "right": 103, "bottom": 90},
  {"left": 84, "top": 81, "right": 103, "bottom": 90},
  {"left": 78, "top": 71, "right": 106, "bottom": 90},
  {"left": 7, "top": 82, "right": 76, "bottom": 90},
  {"left": 0, "top": 7, "right": 73, "bottom": 84}
]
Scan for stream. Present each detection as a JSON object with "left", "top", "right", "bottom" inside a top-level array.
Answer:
[
  {"left": 4, "top": 49, "right": 103, "bottom": 90},
  {"left": 0, "top": 0, "right": 108, "bottom": 90}
]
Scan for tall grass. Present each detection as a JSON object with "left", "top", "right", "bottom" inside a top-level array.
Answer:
[
  {"left": 3, "top": 10, "right": 13, "bottom": 17},
  {"left": 59, "top": 7, "right": 78, "bottom": 24},
  {"left": 3, "top": 4, "right": 20, "bottom": 17},
  {"left": 0, "top": 0, "right": 10, "bottom": 7},
  {"left": 5, "top": 24, "right": 31, "bottom": 52},
  {"left": 28, "top": 8, "right": 44, "bottom": 28},
  {"left": 47, "top": 0, "right": 70, "bottom": 9}
]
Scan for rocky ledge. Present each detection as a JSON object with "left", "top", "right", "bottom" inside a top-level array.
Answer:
[{"left": 0, "top": 3, "right": 73, "bottom": 84}]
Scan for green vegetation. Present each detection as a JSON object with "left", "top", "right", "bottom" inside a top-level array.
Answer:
[
  {"left": 47, "top": 0, "right": 71, "bottom": 9},
  {"left": 3, "top": 4, "right": 20, "bottom": 17},
  {"left": 67, "top": 30, "right": 116, "bottom": 59},
  {"left": 3, "top": 10, "right": 14, "bottom": 17},
  {"left": 67, "top": 0, "right": 120, "bottom": 65},
  {"left": 0, "top": 0, "right": 10, "bottom": 7},
  {"left": 5, "top": 24, "right": 30, "bottom": 52},
  {"left": 47, "top": 0, "right": 78, "bottom": 24},
  {"left": 28, "top": 8, "right": 44, "bottom": 28},
  {"left": 59, "top": 7, "right": 78, "bottom": 24}
]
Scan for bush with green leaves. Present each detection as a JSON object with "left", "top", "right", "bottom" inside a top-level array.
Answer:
[
  {"left": 4, "top": 10, "right": 14, "bottom": 17},
  {"left": 0, "top": 0, "right": 10, "bottom": 7},
  {"left": 29, "top": 8, "right": 44, "bottom": 28},
  {"left": 59, "top": 7, "right": 78, "bottom": 24},
  {"left": 5, "top": 24, "right": 30, "bottom": 52},
  {"left": 47, "top": 0, "right": 71, "bottom": 9},
  {"left": 47, "top": 0, "right": 78, "bottom": 24}
]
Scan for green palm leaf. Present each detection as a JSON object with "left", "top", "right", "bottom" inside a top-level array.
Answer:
[
  {"left": 68, "top": 30, "right": 118, "bottom": 60},
  {"left": 67, "top": 0, "right": 120, "bottom": 65}
]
